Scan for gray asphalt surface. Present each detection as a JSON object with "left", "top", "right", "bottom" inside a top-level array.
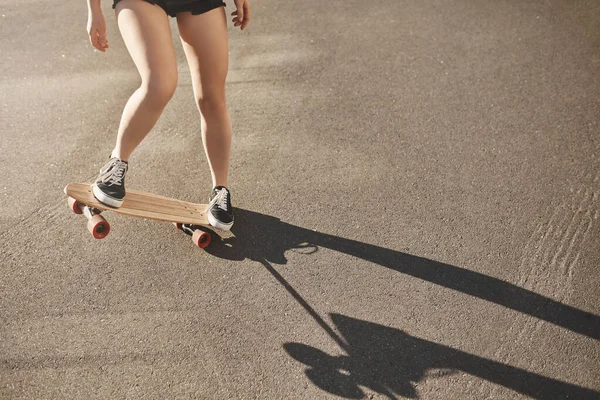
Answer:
[{"left": 1, "top": 0, "right": 599, "bottom": 399}]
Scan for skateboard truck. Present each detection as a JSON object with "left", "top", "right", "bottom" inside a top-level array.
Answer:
[
  {"left": 68, "top": 197, "right": 110, "bottom": 239},
  {"left": 174, "top": 223, "right": 211, "bottom": 248}
]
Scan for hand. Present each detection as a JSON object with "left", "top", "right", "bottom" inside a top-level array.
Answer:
[
  {"left": 87, "top": 9, "right": 109, "bottom": 52},
  {"left": 232, "top": 0, "right": 250, "bottom": 30}
]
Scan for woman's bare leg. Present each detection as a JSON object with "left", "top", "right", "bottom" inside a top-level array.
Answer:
[
  {"left": 112, "top": 0, "right": 178, "bottom": 161},
  {"left": 176, "top": 7, "right": 231, "bottom": 188}
]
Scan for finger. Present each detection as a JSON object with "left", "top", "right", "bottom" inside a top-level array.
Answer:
[
  {"left": 89, "top": 28, "right": 98, "bottom": 48},
  {"left": 96, "top": 36, "right": 106, "bottom": 51},
  {"left": 98, "top": 29, "right": 108, "bottom": 48},
  {"left": 91, "top": 31, "right": 106, "bottom": 52},
  {"left": 241, "top": 2, "right": 250, "bottom": 29},
  {"left": 236, "top": 7, "right": 244, "bottom": 25},
  {"left": 90, "top": 31, "right": 101, "bottom": 51},
  {"left": 231, "top": 10, "right": 240, "bottom": 25}
]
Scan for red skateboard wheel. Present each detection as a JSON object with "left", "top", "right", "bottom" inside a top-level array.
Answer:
[
  {"left": 68, "top": 197, "right": 83, "bottom": 215},
  {"left": 87, "top": 215, "right": 110, "bottom": 239},
  {"left": 192, "top": 229, "right": 211, "bottom": 248}
]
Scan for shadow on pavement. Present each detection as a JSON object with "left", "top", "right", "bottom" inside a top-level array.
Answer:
[
  {"left": 199, "top": 208, "right": 599, "bottom": 398},
  {"left": 284, "top": 313, "right": 599, "bottom": 399},
  {"left": 205, "top": 209, "right": 599, "bottom": 340}
]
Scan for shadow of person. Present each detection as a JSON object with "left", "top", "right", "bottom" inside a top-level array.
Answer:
[
  {"left": 283, "top": 314, "right": 599, "bottom": 400},
  {"left": 203, "top": 208, "right": 599, "bottom": 340}
]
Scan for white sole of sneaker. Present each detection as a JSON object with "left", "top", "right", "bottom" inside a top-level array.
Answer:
[
  {"left": 92, "top": 184, "right": 124, "bottom": 208},
  {"left": 208, "top": 213, "right": 233, "bottom": 231}
]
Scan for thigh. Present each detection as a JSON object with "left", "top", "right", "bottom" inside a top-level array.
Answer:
[
  {"left": 176, "top": 7, "right": 229, "bottom": 100},
  {"left": 115, "top": 0, "right": 177, "bottom": 82}
]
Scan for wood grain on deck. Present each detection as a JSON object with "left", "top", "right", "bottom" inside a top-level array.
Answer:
[{"left": 65, "top": 183, "right": 209, "bottom": 225}]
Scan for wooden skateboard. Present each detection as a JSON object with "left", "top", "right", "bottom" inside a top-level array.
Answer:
[{"left": 64, "top": 183, "right": 213, "bottom": 248}]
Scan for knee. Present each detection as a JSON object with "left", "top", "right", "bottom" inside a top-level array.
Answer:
[
  {"left": 197, "top": 91, "right": 227, "bottom": 116},
  {"left": 142, "top": 75, "right": 178, "bottom": 108}
]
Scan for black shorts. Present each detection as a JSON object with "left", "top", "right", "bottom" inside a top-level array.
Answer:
[{"left": 112, "top": 0, "right": 225, "bottom": 18}]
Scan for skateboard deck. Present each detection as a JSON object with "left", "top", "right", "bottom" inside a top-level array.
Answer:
[{"left": 64, "top": 183, "right": 212, "bottom": 247}]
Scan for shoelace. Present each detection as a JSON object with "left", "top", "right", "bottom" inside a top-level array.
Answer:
[
  {"left": 101, "top": 160, "right": 127, "bottom": 186},
  {"left": 210, "top": 188, "right": 229, "bottom": 211}
]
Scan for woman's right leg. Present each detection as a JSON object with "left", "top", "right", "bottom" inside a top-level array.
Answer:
[
  {"left": 112, "top": 0, "right": 178, "bottom": 161},
  {"left": 93, "top": 0, "right": 177, "bottom": 207}
]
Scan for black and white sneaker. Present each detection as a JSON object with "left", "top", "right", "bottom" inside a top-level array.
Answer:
[
  {"left": 92, "top": 157, "right": 128, "bottom": 207},
  {"left": 207, "top": 186, "right": 234, "bottom": 231}
]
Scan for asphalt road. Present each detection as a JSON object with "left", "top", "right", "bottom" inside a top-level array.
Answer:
[{"left": 1, "top": 0, "right": 599, "bottom": 399}]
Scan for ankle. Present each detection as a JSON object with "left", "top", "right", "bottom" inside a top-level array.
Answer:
[
  {"left": 213, "top": 182, "right": 228, "bottom": 190},
  {"left": 111, "top": 149, "right": 129, "bottom": 162}
]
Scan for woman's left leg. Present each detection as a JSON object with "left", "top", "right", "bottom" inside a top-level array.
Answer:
[
  {"left": 177, "top": 6, "right": 234, "bottom": 230},
  {"left": 177, "top": 6, "right": 231, "bottom": 190}
]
